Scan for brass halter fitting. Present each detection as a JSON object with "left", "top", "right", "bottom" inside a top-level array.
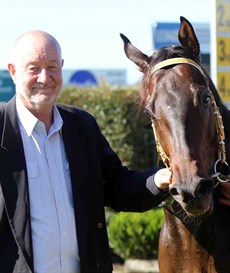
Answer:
[{"left": 151, "top": 121, "right": 170, "bottom": 169}]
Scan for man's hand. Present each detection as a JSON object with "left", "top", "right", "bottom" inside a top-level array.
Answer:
[
  {"left": 154, "top": 168, "right": 172, "bottom": 190},
  {"left": 219, "top": 182, "right": 230, "bottom": 206}
]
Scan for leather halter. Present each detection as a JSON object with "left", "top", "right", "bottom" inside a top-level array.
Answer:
[
  {"left": 150, "top": 57, "right": 204, "bottom": 76},
  {"left": 150, "top": 57, "right": 228, "bottom": 183}
]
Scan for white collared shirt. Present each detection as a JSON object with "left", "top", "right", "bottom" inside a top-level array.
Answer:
[{"left": 16, "top": 98, "right": 80, "bottom": 273}]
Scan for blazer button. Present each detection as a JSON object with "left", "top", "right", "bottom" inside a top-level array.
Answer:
[{"left": 97, "top": 222, "right": 103, "bottom": 229}]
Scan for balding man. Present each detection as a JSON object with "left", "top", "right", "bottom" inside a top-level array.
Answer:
[{"left": 0, "top": 30, "right": 171, "bottom": 273}]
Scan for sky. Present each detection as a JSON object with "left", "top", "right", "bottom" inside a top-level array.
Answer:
[{"left": 0, "top": 0, "right": 211, "bottom": 84}]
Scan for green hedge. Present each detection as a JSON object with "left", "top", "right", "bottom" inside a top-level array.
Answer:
[
  {"left": 108, "top": 209, "right": 164, "bottom": 260},
  {"left": 58, "top": 85, "right": 157, "bottom": 170}
]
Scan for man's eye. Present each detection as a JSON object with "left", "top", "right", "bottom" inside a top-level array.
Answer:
[
  {"left": 49, "top": 66, "right": 59, "bottom": 71},
  {"left": 28, "top": 67, "right": 38, "bottom": 73}
]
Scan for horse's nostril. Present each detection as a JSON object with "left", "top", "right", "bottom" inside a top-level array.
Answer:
[
  {"left": 170, "top": 187, "right": 180, "bottom": 197},
  {"left": 169, "top": 179, "right": 213, "bottom": 202},
  {"left": 194, "top": 179, "right": 213, "bottom": 198}
]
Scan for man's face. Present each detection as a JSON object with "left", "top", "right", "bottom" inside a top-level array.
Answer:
[{"left": 9, "top": 34, "right": 64, "bottom": 111}]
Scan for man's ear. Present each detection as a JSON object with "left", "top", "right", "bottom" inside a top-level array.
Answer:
[{"left": 8, "top": 63, "right": 17, "bottom": 83}]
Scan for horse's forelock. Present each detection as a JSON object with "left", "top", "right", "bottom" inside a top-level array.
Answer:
[
  {"left": 138, "top": 46, "right": 189, "bottom": 110},
  {"left": 138, "top": 45, "right": 203, "bottom": 110},
  {"left": 150, "top": 45, "right": 195, "bottom": 65}
]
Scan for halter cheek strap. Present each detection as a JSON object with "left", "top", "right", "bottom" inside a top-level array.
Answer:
[{"left": 150, "top": 57, "right": 228, "bottom": 183}]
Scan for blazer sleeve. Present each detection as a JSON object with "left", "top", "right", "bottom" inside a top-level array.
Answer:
[
  {"left": 89, "top": 114, "right": 169, "bottom": 212},
  {"left": 58, "top": 104, "right": 169, "bottom": 213}
]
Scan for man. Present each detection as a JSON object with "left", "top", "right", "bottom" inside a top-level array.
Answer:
[{"left": 0, "top": 30, "right": 172, "bottom": 273}]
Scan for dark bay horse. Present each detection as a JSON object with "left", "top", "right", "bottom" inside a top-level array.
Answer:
[{"left": 120, "top": 17, "right": 230, "bottom": 273}]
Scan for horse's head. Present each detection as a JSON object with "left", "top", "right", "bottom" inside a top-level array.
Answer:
[{"left": 120, "top": 16, "right": 227, "bottom": 218}]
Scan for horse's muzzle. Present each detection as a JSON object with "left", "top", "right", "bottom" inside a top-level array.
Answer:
[{"left": 169, "top": 178, "right": 214, "bottom": 217}]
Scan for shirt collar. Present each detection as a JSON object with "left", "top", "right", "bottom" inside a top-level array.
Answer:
[
  {"left": 16, "top": 97, "right": 63, "bottom": 137},
  {"left": 50, "top": 105, "right": 63, "bottom": 135}
]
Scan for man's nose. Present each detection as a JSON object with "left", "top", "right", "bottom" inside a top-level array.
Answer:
[{"left": 37, "top": 68, "right": 50, "bottom": 83}]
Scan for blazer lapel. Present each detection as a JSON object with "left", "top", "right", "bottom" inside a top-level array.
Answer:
[
  {"left": 0, "top": 97, "right": 33, "bottom": 271},
  {"left": 59, "top": 108, "right": 89, "bottom": 202}
]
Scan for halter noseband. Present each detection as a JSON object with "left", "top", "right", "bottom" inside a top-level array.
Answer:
[{"left": 150, "top": 57, "right": 228, "bottom": 183}]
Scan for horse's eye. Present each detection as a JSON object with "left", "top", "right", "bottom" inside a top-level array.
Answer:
[{"left": 202, "top": 94, "right": 211, "bottom": 104}]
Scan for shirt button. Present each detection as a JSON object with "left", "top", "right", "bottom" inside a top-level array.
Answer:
[{"left": 97, "top": 222, "right": 103, "bottom": 229}]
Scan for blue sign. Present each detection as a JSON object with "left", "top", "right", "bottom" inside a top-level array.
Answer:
[
  {"left": 0, "top": 70, "right": 15, "bottom": 102},
  {"left": 69, "top": 70, "right": 98, "bottom": 86},
  {"left": 154, "top": 23, "right": 180, "bottom": 49},
  {"left": 154, "top": 22, "right": 210, "bottom": 53}
]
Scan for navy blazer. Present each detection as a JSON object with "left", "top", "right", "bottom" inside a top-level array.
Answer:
[{"left": 0, "top": 96, "right": 168, "bottom": 273}]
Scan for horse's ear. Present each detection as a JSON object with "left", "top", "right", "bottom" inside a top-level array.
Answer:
[
  {"left": 120, "top": 33, "right": 150, "bottom": 72},
  {"left": 178, "top": 16, "right": 200, "bottom": 60}
]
